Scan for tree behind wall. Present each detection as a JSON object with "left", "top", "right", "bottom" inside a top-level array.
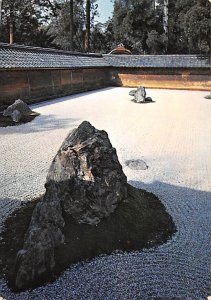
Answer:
[
  {"left": 0, "top": 0, "right": 58, "bottom": 45},
  {"left": 167, "top": 0, "right": 195, "bottom": 53},
  {"left": 185, "top": 0, "right": 210, "bottom": 54},
  {"left": 48, "top": 0, "right": 85, "bottom": 51},
  {"left": 112, "top": 0, "right": 157, "bottom": 53},
  {"left": 85, "top": 0, "right": 90, "bottom": 51},
  {"left": 1, "top": 0, "right": 209, "bottom": 55},
  {"left": 146, "top": 29, "right": 168, "bottom": 54},
  {"left": 69, "top": 0, "right": 74, "bottom": 51},
  {"left": 0, "top": 0, "right": 3, "bottom": 32},
  {"left": 49, "top": 0, "right": 98, "bottom": 52},
  {"left": 155, "top": 0, "right": 210, "bottom": 54}
]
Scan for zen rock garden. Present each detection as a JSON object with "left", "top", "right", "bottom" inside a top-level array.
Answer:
[
  {"left": 0, "top": 87, "right": 210, "bottom": 300},
  {"left": 0, "top": 121, "right": 175, "bottom": 291}
]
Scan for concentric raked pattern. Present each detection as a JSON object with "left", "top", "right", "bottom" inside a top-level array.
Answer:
[{"left": 0, "top": 88, "right": 210, "bottom": 299}]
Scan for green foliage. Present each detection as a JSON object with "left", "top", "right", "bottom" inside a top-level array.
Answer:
[
  {"left": 48, "top": 0, "right": 99, "bottom": 51},
  {"left": 0, "top": 0, "right": 58, "bottom": 46},
  {"left": 112, "top": 0, "right": 156, "bottom": 53},
  {"left": 167, "top": 0, "right": 210, "bottom": 54},
  {"left": 89, "top": 21, "right": 115, "bottom": 53},
  {"left": 146, "top": 30, "right": 168, "bottom": 54},
  {"left": 0, "top": 0, "right": 210, "bottom": 54},
  {"left": 185, "top": 5, "right": 210, "bottom": 54}
]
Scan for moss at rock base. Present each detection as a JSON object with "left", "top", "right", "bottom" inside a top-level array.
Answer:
[
  {"left": 0, "top": 113, "right": 39, "bottom": 127},
  {"left": 0, "top": 184, "right": 176, "bottom": 291}
]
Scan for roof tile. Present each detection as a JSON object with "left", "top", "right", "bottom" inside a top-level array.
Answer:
[{"left": 0, "top": 44, "right": 209, "bottom": 69}]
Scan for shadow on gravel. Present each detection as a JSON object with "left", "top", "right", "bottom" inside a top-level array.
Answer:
[
  {"left": 0, "top": 113, "right": 40, "bottom": 128},
  {"left": 129, "top": 180, "right": 211, "bottom": 207},
  {"left": 0, "top": 114, "right": 79, "bottom": 135},
  {"left": 129, "top": 180, "right": 211, "bottom": 238},
  {"left": 30, "top": 87, "right": 115, "bottom": 110},
  {"left": 130, "top": 99, "right": 156, "bottom": 104}
]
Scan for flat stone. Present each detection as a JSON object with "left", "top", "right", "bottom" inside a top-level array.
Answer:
[{"left": 125, "top": 159, "right": 148, "bottom": 170}]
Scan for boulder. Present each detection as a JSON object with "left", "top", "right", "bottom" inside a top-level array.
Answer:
[
  {"left": 15, "top": 121, "right": 127, "bottom": 289},
  {"left": 135, "top": 86, "right": 146, "bottom": 103},
  {"left": 205, "top": 93, "right": 211, "bottom": 99},
  {"left": 3, "top": 99, "right": 32, "bottom": 122},
  {"left": 129, "top": 86, "right": 152, "bottom": 103},
  {"left": 129, "top": 90, "right": 136, "bottom": 97}
]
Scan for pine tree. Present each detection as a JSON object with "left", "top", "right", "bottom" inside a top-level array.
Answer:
[
  {"left": 166, "top": 0, "right": 210, "bottom": 54},
  {"left": 0, "top": 0, "right": 58, "bottom": 45},
  {"left": 48, "top": 0, "right": 98, "bottom": 52},
  {"left": 112, "top": 0, "right": 156, "bottom": 53},
  {"left": 185, "top": 0, "right": 210, "bottom": 54}
]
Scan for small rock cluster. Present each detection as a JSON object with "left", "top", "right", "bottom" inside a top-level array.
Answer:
[
  {"left": 3, "top": 99, "right": 33, "bottom": 122},
  {"left": 15, "top": 121, "right": 127, "bottom": 290},
  {"left": 129, "top": 86, "right": 152, "bottom": 103}
]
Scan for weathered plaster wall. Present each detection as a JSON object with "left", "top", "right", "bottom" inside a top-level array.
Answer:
[
  {"left": 0, "top": 66, "right": 210, "bottom": 110},
  {"left": 108, "top": 68, "right": 211, "bottom": 91},
  {"left": 0, "top": 68, "right": 108, "bottom": 109}
]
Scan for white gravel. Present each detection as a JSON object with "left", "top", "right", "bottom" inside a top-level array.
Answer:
[{"left": 0, "top": 87, "right": 211, "bottom": 299}]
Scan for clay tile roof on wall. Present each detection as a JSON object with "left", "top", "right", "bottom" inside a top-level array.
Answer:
[
  {"left": 0, "top": 43, "right": 109, "bottom": 69},
  {"left": 0, "top": 43, "right": 209, "bottom": 70},
  {"left": 103, "top": 54, "right": 210, "bottom": 69}
]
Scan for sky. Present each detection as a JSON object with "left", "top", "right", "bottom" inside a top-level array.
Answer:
[{"left": 96, "top": 0, "right": 114, "bottom": 23}]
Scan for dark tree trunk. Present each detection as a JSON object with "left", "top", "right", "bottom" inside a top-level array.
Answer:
[
  {"left": 163, "top": 0, "right": 168, "bottom": 51},
  {"left": 85, "top": 0, "right": 90, "bottom": 52},
  {"left": 69, "top": 0, "right": 74, "bottom": 51},
  {"left": 0, "top": 0, "right": 2, "bottom": 41},
  {"left": 9, "top": 2, "right": 14, "bottom": 44},
  {"left": 0, "top": 0, "right": 2, "bottom": 27}
]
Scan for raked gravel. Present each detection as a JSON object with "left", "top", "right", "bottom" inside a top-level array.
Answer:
[{"left": 0, "top": 87, "right": 211, "bottom": 300}]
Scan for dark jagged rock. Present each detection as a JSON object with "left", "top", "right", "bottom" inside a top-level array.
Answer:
[
  {"left": 3, "top": 99, "right": 33, "bottom": 122},
  {"left": 15, "top": 121, "right": 127, "bottom": 289},
  {"left": 46, "top": 121, "right": 127, "bottom": 224}
]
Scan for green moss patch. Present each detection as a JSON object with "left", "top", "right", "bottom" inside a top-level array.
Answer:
[{"left": 0, "top": 184, "right": 176, "bottom": 291}]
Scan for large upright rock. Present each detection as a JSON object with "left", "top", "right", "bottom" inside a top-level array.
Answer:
[
  {"left": 46, "top": 120, "right": 127, "bottom": 224},
  {"left": 15, "top": 121, "right": 127, "bottom": 289}
]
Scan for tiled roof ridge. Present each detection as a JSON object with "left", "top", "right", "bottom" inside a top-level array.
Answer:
[
  {"left": 0, "top": 43, "right": 209, "bottom": 69},
  {"left": 103, "top": 54, "right": 209, "bottom": 58},
  {"left": 0, "top": 43, "right": 103, "bottom": 58}
]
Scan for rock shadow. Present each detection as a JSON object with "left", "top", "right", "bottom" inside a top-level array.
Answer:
[
  {"left": 128, "top": 180, "right": 211, "bottom": 245},
  {"left": 0, "top": 114, "right": 79, "bottom": 135},
  {"left": 130, "top": 99, "right": 156, "bottom": 104},
  {"left": 30, "top": 87, "right": 115, "bottom": 110},
  {"left": 0, "top": 113, "right": 40, "bottom": 128}
]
